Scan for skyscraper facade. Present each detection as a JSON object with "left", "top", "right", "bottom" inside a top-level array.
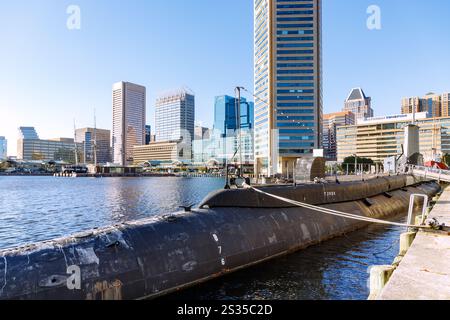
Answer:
[
  {"left": 254, "top": 0, "right": 322, "bottom": 176},
  {"left": 112, "top": 82, "right": 146, "bottom": 166},
  {"left": 214, "top": 95, "right": 254, "bottom": 137},
  {"left": 401, "top": 97, "right": 422, "bottom": 115},
  {"left": 322, "top": 111, "right": 355, "bottom": 161},
  {"left": 194, "top": 126, "right": 211, "bottom": 141},
  {"left": 0, "top": 136, "right": 7, "bottom": 160},
  {"left": 145, "top": 125, "right": 151, "bottom": 145},
  {"left": 343, "top": 88, "right": 373, "bottom": 120},
  {"left": 75, "top": 128, "right": 111, "bottom": 164},
  {"left": 213, "top": 95, "right": 255, "bottom": 165},
  {"left": 18, "top": 127, "right": 39, "bottom": 140},
  {"left": 443, "top": 93, "right": 450, "bottom": 118},
  {"left": 401, "top": 92, "right": 448, "bottom": 118},
  {"left": 422, "top": 93, "right": 442, "bottom": 118},
  {"left": 155, "top": 89, "right": 195, "bottom": 143}
]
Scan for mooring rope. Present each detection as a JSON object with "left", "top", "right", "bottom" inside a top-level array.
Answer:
[{"left": 248, "top": 185, "right": 433, "bottom": 230}]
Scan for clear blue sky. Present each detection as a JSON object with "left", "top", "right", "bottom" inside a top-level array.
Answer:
[{"left": 1, "top": 0, "right": 449, "bottom": 156}]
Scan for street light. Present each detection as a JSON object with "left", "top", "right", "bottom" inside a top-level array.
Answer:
[{"left": 235, "top": 86, "right": 246, "bottom": 178}]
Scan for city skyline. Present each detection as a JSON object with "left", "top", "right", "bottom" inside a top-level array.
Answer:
[{"left": 1, "top": 0, "right": 450, "bottom": 156}]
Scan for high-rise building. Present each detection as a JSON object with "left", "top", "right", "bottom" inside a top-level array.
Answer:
[
  {"left": 343, "top": 88, "right": 373, "bottom": 120},
  {"left": 401, "top": 97, "right": 422, "bottom": 115},
  {"left": 213, "top": 95, "right": 255, "bottom": 164},
  {"left": 75, "top": 128, "right": 111, "bottom": 164},
  {"left": 322, "top": 111, "right": 355, "bottom": 161},
  {"left": 145, "top": 125, "right": 151, "bottom": 145},
  {"left": 254, "top": 0, "right": 322, "bottom": 176},
  {"left": 0, "top": 136, "right": 7, "bottom": 160},
  {"left": 423, "top": 93, "right": 442, "bottom": 118},
  {"left": 443, "top": 93, "right": 450, "bottom": 118},
  {"left": 214, "top": 95, "right": 254, "bottom": 137},
  {"left": 155, "top": 88, "right": 195, "bottom": 143},
  {"left": 17, "top": 127, "right": 82, "bottom": 163},
  {"left": 18, "top": 127, "right": 39, "bottom": 140},
  {"left": 401, "top": 92, "right": 447, "bottom": 118},
  {"left": 112, "top": 81, "right": 146, "bottom": 166},
  {"left": 194, "top": 126, "right": 211, "bottom": 141}
]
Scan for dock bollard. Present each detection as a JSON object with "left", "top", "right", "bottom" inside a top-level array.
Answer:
[
  {"left": 368, "top": 265, "right": 396, "bottom": 300},
  {"left": 399, "top": 232, "right": 416, "bottom": 256}
]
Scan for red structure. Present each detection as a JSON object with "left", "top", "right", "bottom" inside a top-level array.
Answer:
[{"left": 425, "top": 161, "right": 449, "bottom": 170}]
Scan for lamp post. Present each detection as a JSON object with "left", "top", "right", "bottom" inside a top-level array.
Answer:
[{"left": 235, "top": 86, "right": 246, "bottom": 178}]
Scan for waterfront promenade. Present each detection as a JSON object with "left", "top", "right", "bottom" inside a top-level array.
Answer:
[{"left": 377, "top": 185, "right": 450, "bottom": 300}]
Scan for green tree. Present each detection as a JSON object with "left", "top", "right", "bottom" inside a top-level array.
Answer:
[
  {"left": 443, "top": 153, "right": 450, "bottom": 167},
  {"left": 342, "top": 156, "right": 374, "bottom": 173}
]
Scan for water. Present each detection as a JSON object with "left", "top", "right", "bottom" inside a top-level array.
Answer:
[
  {"left": 166, "top": 218, "right": 405, "bottom": 300},
  {"left": 0, "top": 176, "right": 405, "bottom": 300},
  {"left": 0, "top": 176, "right": 225, "bottom": 250}
]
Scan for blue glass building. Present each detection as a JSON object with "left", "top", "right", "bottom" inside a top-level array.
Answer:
[
  {"left": 214, "top": 95, "right": 254, "bottom": 137},
  {"left": 213, "top": 95, "right": 255, "bottom": 164},
  {"left": 145, "top": 125, "right": 151, "bottom": 145},
  {"left": 254, "top": 0, "right": 322, "bottom": 177}
]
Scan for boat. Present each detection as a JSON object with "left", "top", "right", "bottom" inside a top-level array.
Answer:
[{"left": 0, "top": 175, "right": 440, "bottom": 300}]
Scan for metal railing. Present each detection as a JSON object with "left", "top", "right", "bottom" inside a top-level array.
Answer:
[
  {"left": 409, "top": 165, "right": 450, "bottom": 183},
  {"left": 407, "top": 194, "right": 429, "bottom": 232}
]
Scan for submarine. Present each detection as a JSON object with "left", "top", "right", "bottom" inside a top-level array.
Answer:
[{"left": 0, "top": 175, "right": 440, "bottom": 300}]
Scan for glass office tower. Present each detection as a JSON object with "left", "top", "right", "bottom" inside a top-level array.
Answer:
[
  {"left": 254, "top": 0, "right": 322, "bottom": 177},
  {"left": 213, "top": 95, "right": 255, "bottom": 165},
  {"left": 145, "top": 125, "right": 151, "bottom": 145},
  {"left": 155, "top": 89, "right": 195, "bottom": 143},
  {"left": 214, "top": 95, "right": 254, "bottom": 137}
]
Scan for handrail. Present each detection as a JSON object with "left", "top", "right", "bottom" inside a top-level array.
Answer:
[
  {"left": 408, "top": 165, "right": 450, "bottom": 183},
  {"left": 407, "top": 194, "right": 429, "bottom": 232}
]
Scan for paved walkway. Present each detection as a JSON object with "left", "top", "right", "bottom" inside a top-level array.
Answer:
[{"left": 379, "top": 186, "right": 450, "bottom": 300}]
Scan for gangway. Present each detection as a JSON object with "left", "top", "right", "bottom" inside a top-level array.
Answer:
[{"left": 409, "top": 165, "right": 450, "bottom": 183}]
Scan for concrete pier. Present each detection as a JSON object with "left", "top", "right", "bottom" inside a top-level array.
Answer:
[{"left": 377, "top": 185, "right": 450, "bottom": 300}]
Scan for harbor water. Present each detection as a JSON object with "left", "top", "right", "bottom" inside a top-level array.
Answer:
[{"left": 0, "top": 176, "right": 407, "bottom": 300}]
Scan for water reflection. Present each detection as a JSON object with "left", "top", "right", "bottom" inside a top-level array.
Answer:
[
  {"left": 0, "top": 176, "right": 405, "bottom": 300},
  {"left": 0, "top": 176, "right": 224, "bottom": 249}
]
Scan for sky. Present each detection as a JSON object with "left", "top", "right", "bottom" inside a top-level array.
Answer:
[{"left": 0, "top": 0, "right": 449, "bottom": 156}]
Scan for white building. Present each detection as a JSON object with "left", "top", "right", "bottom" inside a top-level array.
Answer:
[
  {"left": 155, "top": 88, "right": 195, "bottom": 144},
  {"left": 112, "top": 81, "right": 146, "bottom": 166}
]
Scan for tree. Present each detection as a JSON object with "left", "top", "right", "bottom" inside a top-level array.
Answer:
[
  {"left": 443, "top": 153, "right": 450, "bottom": 167},
  {"left": 0, "top": 161, "right": 9, "bottom": 171},
  {"left": 342, "top": 156, "right": 374, "bottom": 173}
]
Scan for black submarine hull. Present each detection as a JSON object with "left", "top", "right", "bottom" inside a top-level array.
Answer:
[{"left": 0, "top": 176, "right": 440, "bottom": 300}]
